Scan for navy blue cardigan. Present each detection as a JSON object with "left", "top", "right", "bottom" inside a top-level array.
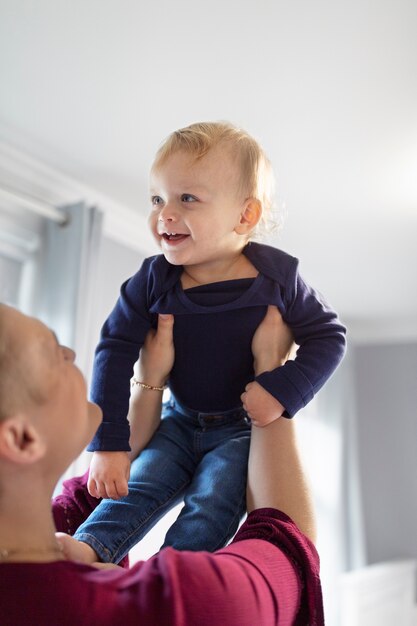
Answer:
[{"left": 88, "top": 242, "right": 346, "bottom": 451}]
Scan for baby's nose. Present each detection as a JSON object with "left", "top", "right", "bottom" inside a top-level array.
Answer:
[{"left": 158, "top": 203, "right": 178, "bottom": 221}]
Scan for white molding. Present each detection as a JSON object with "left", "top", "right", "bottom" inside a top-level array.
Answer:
[
  {"left": 0, "top": 139, "right": 155, "bottom": 254},
  {"left": 0, "top": 186, "right": 66, "bottom": 224}
]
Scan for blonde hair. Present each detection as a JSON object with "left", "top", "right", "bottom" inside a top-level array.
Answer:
[{"left": 152, "top": 121, "right": 278, "bottom": 236}]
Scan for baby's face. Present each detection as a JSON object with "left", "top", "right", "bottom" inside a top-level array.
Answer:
[{"left": 148, "top": 146, "right": 248, "bottom": 270}]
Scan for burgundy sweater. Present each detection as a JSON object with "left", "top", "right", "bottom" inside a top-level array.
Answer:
[{"left": 1, "top": 509, "right": 323, "bottom": 626}]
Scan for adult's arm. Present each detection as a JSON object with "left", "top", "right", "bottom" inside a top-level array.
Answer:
[
  {"left": 160, "top": 307, "right": 322, "bottom": 624},
  {"left": 55, "top": 307, "right": 324, "bottom": 624},
  {"left": 129, "top": 306, "right": 316, "bottom": 541},
  {"left": 247, "top": 305, "right": 316, "bottom": 542},
  {"left": 128, "top": 314, "right": 175, "bottom": 460}
]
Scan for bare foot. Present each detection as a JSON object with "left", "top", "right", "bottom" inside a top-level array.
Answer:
[{"left": 55, "top": 532, "right": 99, "bottom": 564}]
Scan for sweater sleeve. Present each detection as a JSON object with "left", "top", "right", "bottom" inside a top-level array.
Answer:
[
  {"left": 135, "top": 508, "right": 324, "bottom": 626},
  {"left": 87, "top": 258, "right": 157, "bottom": 451},
  {"left": 256, "top": 260, "right": 347, "bottom": 417}
]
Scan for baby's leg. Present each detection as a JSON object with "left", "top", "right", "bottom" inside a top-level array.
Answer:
[
  {"left": 73, "top": 412, "right": 197, "bottom": 563},
  {"left": 53, "top": 470, "right": 134, "bottom": 568},
  {"left": 162, "top": 418, "right": 251, "bottom": 551}
]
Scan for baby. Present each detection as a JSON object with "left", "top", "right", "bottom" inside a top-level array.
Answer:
[{"left": 62, "top": 121, "right": 346, "bottom": 563}]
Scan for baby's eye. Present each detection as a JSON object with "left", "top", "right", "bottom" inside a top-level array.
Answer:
[
  {"left": 151, "top": 196, "right": 163, "bottom": 206},
  {"left": 181, "top": 194, "right": 197, "bottom": 203}
]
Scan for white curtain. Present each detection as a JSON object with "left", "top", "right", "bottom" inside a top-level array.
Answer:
[
  {"left": 37, "top": 202, "right": 104, "bottom": 478},
  {"left": 0, "top": 200, "right": 103, "bottom": 477},
  {"left": 38, "top": 202, "right": 103, "bottom": 376}
]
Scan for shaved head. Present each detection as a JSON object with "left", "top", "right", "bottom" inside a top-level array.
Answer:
[
  {"left": 0, "top": 305, "right": 58, "bottom": 420},
  {"left": 0, "top": 305, "right": 101, "bottom": 498}
]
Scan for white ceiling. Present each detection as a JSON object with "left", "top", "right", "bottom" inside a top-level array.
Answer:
[{"left": 0, "top": 0, "right": 416, "bottom": 338}]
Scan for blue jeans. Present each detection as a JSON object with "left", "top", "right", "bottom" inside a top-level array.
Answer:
[{"left": 74, "top": 396, "right": 251, "bottom": 563}]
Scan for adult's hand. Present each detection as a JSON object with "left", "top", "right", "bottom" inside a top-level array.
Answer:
[
  {"left": 241, "top": 306, "right": 294, "bottom": 426},
  {"left": 133, "top": 313, "right": 175, "bottom": 387},
  {"left": 251, "top": 305, "right": 294, "bottom": 376}
]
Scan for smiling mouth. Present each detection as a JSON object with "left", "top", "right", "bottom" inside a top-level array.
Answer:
[{"left": 161, "top": 232, "right": 190, "bottom": 243}]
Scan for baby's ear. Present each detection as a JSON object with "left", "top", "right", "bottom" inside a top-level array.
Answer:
[
  {"left": 235, "top": 198, "right": 262, "bottom": 235},
  {"left": 0, "top": 415, "right": 46, "bottom": 464}
]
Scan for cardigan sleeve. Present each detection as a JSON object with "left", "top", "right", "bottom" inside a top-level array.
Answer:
[
  {"left": 255, "top": 260, "right": 347, "bottom": 417},
  {"left": 87, "top": 258, "right": 158, "bottom": 451}
]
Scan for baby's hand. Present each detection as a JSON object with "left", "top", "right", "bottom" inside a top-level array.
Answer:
[
  {"left": 88, "top": 451, "right": 131, "bottom": 499},
  {"left": 241, "top": 381, "right": 285, "bottom": 428}
]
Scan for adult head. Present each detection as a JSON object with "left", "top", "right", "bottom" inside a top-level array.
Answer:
[{"left": 0, "top": 304, "right": 101, "bottom": 496}]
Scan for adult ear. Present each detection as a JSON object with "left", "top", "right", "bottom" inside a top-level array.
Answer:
[
  {"left": 0, "top": 415, "right": 46, "bottom": 464},
  {"left": 235, "top": 198, "right": 262, "bottom": 235}
]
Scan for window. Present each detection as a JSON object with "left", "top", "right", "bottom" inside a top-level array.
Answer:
[{"left": 0, "top": 205, "right": 43, "bottom": 313}]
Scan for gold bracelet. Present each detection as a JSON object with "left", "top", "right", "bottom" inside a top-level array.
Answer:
[{"left": 130, "top": 377, "right": 166, "bottom": 391}]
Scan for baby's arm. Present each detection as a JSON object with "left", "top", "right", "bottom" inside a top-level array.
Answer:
[
  {"left": 87, "top": 260, "right": 159, "bottom": 498},
  {"left": 88, "top": 314, "right": 175, "bottom": 498},
  {"left": 241, "top": 306, "right": 294, "bottom": 427},
  {"left": 254, "top": 269, "right": 346, "bottom": 420},
  {"left": 59, "top": 314, "right": 175, "bottom": 563}
]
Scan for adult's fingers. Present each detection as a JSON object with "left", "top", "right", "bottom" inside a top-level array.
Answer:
[{"left": 156, "top": 313, "right": 174, "bottom": 339}]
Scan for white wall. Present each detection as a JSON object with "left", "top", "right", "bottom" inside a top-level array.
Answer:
[{"left": 353, "top": 342, "right": 417, "bottom": 563}]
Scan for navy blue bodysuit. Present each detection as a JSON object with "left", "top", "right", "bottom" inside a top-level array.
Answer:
[{"left": 88, "top": 242, "right": 346, "bottom": 452}]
